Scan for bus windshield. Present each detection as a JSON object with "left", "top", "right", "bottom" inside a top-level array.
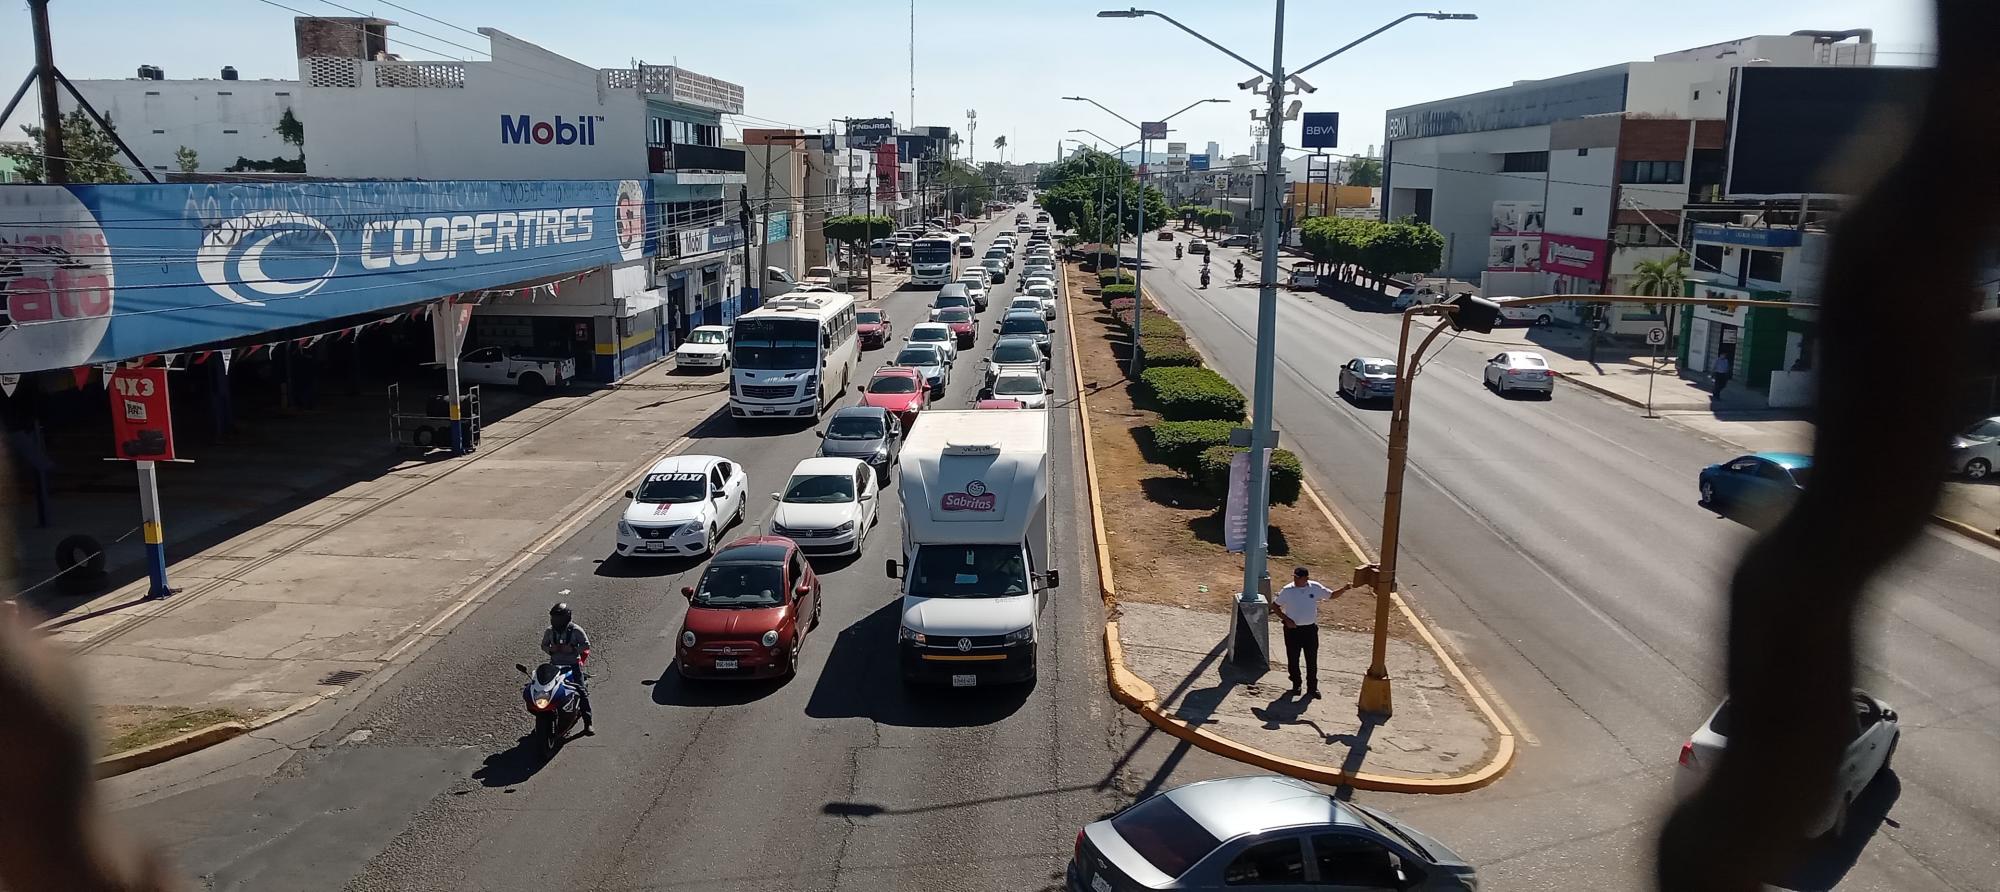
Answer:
[
  {"left": 913, "top": 241, "right": 954, "bottom": 265},
  {"left": 734, "top": 318, "right": 820, "bottom": 370}
]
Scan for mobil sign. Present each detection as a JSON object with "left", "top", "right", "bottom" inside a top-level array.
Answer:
[{"left": 501, "top": 114, "right": 604, "bottom": 146}]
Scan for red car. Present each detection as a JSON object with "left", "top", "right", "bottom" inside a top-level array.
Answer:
[
  {"left": 676, "top": 537, "right": 821, "bottom": 681},
  {"left": 858, "top": 367, "right": 928, "bottom": 428},
  {"left": 856, "top": 308, "right": 892, "bottom": 349},
  {"left": 934, "top": 307, "right": 977, "bottom": 348}
]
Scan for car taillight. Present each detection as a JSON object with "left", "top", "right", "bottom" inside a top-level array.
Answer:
[
  {"left": 1678, "top": 740, "right": 1696, "bottom": 768},
  {"left": 1074, "top": 828, "right": 1085, "bottom": 865},
  {"left": 1508, "top": 369, "right": 1523, "bottom": 376}
]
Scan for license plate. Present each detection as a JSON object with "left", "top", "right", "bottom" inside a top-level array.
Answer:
[
  {"left": 1091, "top": 874, "right": 1113, "bottom": 892},
  {"left": 715, "top": 659, "right": 738, "bottom": 670},
  {"left": 951, "top": 674, "right": 977, "bottom": 688},
  {"left": 642, "top": 541, "right": 667, "bottom": 551}
]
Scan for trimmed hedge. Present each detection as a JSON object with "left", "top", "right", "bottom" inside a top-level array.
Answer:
[
  {"left": 1099, "top": 270, "right": 1135, "bottom": 286},
  {"left": 1196, "top": 445, "right": 1303, "bottom": 506},
  {"left": 1140, "top": 336, "right": 1201, "bottom": 368},
  {"left": 1119, "top": 312, "right": 1184, "bottom": 340},
  {"left": 1108, "top": 297, "right": 1135, "bottom": 313},
  {"left": 1102, "top": 284, "right": 1137, "bottom": 301},
  {"left": 1146, "top": 420, "right": 1235, "bottom": 474},
  {"left": 1139, "top": 366, "right": 1244, "bottom": 421}
]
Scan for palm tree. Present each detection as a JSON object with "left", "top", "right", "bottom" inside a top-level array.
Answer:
[
  {"left": 1631, "top": 253, "right": 1688, "bottom": 299},
  {"left": 993, "top": 135, "right": 1008, "bottom": 162}
]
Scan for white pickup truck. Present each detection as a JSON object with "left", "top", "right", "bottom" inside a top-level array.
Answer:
[
  {"left": 458, "top": 346, "right": 574, "bottom": 391},
  {"left": 800, "top": 265, "right": 851, "bottom": 291}
]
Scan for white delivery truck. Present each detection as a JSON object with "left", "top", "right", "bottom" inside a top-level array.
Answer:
[{"left": 887, "top": 409, "right": 1057, "bottom": 687}]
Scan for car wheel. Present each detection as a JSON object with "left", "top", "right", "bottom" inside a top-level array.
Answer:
[
  {"left": 1699, "top": 479, "right": 1718, "bottom": 507},
  {"left": 1966, "top": 458, "right": 1992, "bottom": 480},
  {"left": 1535, "top": 313, "right": 1552, "bottom": 327},
  {"left": 519, "top": 373, "right": 547, "bottom": 394},
  {"left": 1825, "top": 794, "right": 1851, "bottom": 840},
  {"left": 732, "top": 499, "right": 745, "bottom": 526},
  {"left": 706, "top": 524, "right": 719, "bottom": 555}
]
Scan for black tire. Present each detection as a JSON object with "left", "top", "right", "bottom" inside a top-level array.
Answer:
[
  {"left": 732, "top": 499, "right": 745, "bottom": 527},
  {"left": 1966, "top": 458, "right": 1992, "bottom": 480},
  {"left": 1700, "top": 479, "right": 1719, "bottom": 508},
  {"left": 519, "top": 372, "right": 547, "bottom": 394},
  {"left": 534, "top": 714, "right": 557, "bottom": 761},
  {"left": 1535, "top": 314, "right": 1553, "bottom": 327},
  {"left": 413, "top": 426, "right": 437, "bottom": 448},
  {"left": 54, "top": 534, "right": 109, "bottom": 595}
]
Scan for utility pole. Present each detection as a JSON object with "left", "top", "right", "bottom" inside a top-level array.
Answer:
[{"left": 28, "top": 0, "right": 66, "bottom": 183}]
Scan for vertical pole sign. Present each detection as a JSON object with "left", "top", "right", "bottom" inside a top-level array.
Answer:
[
  {"left": 433, "top": 299, "right": 474, "bottom": 454},
  {"left": 1301, "top": 112, "right": 1340, "bottom": 149},
  {"left": 107, "top": 365, "right": 177, "bottom": 599}
]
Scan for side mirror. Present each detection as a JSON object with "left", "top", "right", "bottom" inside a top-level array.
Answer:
[
  {"left": 814, "top": 430, "right": 826, "bottom": 438},
  {"left": 856, "top": 385, "right": 866, "bottom": 394},
  {"left": 1046, "top": 569, "right": 1061, "bottom": 589},
  {"left": 795, "top": 583, "right": 811, "bottom": 600},
  {"left": 681, "top": 585, "right": 696, "bottom": 599},
  {"left": 884, "top": 559, "right": 901, "bottom": 579},
  {"left": 1045, "top": 387, "right": 1055, "bottom": 394},
  {"left": 515, "top": 663, "right": 530, "bottom": 674},
  {"left": 624, "top": 489, "right": 635, "bottom": 499},
  {"left": 770, "top": 492, "right": 782, "bottom": 501}
]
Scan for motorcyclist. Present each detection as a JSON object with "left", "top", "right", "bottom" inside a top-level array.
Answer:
[
  {"left": 1233, "top": 259, "right": 1245, "bottom": 281},
  {"left": 1175, "top": 243, "right": 1183, "bottom": 260},
  {"left": 541, "top": 602, "right": 592, "bottom": 731},
  {"left": 1200, "top": 267, "right": 1211, "bottom": 289}
]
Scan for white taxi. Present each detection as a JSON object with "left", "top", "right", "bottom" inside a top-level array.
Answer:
[
  {"left": 616, "top": 454, "right": 749, "bottom": 557},
  {"left": 674, "top": 325, "right": 732, "bottom": 370}
]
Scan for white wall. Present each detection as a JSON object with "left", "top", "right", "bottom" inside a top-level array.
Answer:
[
  {"left": 60, "top": 78, "right": 299, "bottom": 175},
  {"left": 299, "top": 30, "right": 646, "bottom": 180},
  {"left": 1545, "top": 146, "right": 1615, "bottom": 239},
  {"left": 1390, "top": 125, "right": 1550, "bottom": 280},
  {"left": 1624, "top": 62, "right": 1734, "bottom": 117}
]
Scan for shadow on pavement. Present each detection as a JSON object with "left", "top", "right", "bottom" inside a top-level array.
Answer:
[
  {"left": 686, "top": 411, "right": 813, "bottom": 441},
  {"left": 593, "top": 553, "right": 705, "bottom": 579},
  {"left": 472, "top": 734, "right": 567, "bottom": 788},
  {"left": 802, "top": 598, "right": 1032, "bottom": 727},
  {"left": 1771, "top": 769, "right": 1903, "bottom": 892},
  {"left": 645, "top": 663, "right": 788, "bottom": 707}
]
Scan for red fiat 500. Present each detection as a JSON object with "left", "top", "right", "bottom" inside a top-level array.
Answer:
[{"left": 676, "top": 537, "right": 821, "bottom": 681}]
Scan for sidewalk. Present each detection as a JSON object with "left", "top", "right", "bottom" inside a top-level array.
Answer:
[
  {"left": 34, "top": 360, "right": 727, "bottom": 737},
  {"left": 1117, "top": 603, "right": 1498, "bottom": 781}
]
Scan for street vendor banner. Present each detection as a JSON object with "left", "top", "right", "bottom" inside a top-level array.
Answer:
[{"left": 0, "top": 179, "right": 651, "bottom": 372}]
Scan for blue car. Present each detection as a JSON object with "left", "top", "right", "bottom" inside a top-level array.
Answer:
[{"left": 1699, "top": 452, "right": 1810, "bottom": 515}]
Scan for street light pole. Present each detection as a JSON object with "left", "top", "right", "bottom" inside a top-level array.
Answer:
[{"left": 1101, "top": 4, "right": 1476, "bottom": 701}]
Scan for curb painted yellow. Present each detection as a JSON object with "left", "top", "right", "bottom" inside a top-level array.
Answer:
[
  {"left": 1080, "top": 267, "right": 1515, "bottom": 793},
  {"left": 1928, "top": 512, "right": 2000, "bottom": 550},
  {"left": 96, "top": 721, "right": 248, "bottom": 779}
]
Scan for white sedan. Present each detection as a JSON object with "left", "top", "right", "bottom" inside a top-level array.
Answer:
[
  {"left": 987, "top": 368, "right": 1053, "bottom": 409},
  {"left": 1483, "top": 351, "right": 1555, "bottom": 397},
  {"left": 769, "top": 457, "right": 879, "bottom": 557},
  {"left": 673, "top": 325, "right": 732, "bottom": 371},
  {"left": 955, "top": 274, "right": 990, "bottom": 308},
  {"left": 1677, "top": 690, "right": 1901, "bottom": 839},
  {"left": 616, "top": 454, "right": 748, "bottom": 557},
  {"left": 960, "top": 264, "right": 995, "bottom": 285},
  {"left": 905, "top": 322, "right": 960, "bottom": 363},
  {"left": 1021, "top": 283, "right": 1058, "bottom": 319}
]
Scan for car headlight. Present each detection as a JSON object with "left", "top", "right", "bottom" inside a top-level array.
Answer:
[
  {"left": 683, "top": 521, "right": 705, "bottom": 535},
  {"left": 898, "top": 625, "right": 926, "bottom": 645},
  {"left": 872, "top": 447, "right": 890, "bottom": 460},
  {"left": 761, "top": 630, "right": 780, "bottom": 648},
  {"left": 618, "top": 521, "right": 632, "bottom": 537},
  {"left": 681, "top": 630, "right": 696, "bottom": 648},
  {"left": 1003, "top": 626, "right": 1035, "bottom": 644},
  {"left": 832, "top": 521, "right": 855, "bottom": 534}
]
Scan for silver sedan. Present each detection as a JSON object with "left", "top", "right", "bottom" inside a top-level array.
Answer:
[{"left": 1483, "top": 351, "right": 1554, "bottom": 397}]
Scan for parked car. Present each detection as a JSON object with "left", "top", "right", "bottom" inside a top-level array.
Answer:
[
  {"left": 891, "top": 343, "right": 952, "bottom": 397},
  {"left": 986, "top": 368, "right": 1053, "bottom": 409},
  {"left": 1338, "top": 357, "right": 1398, "bottom": 403},
  {"left": 1492, "top": 296, "right": 1554, "bottom": 327},
  {"left": 799, "top": 265, "right": 849, "bottom": 291},
  {"left": 1482, "top": 351, "right": 1554, "bottom": 397},
  {"left": 458, "top": 346, "right": 573, "bottom": 392},
  {"left": 816, "top": 406, "right": 903, "bottom": 484},
  {"left": 1947, "top": 416, "right": 2000, "bottom": 479},
  {"left": 1676, "top": 690, "right": 1899, "bottom": 838},
  {"left": 906, "top": 322, "right": 960, "bottom": 363},
  {"left": 673, "top": 325, "right": 732, "bottom": 371},
  {"left": 1391, "top": 286, "right": 1440, "bottom": 310},
  {"left": 997, "top": 310, "right": 1053, "bottom": 356},
  {"left": 1067, "top": 775, "right": 1479, "bottom": 891},
  {"left": 769, "top": 457, "right": 879, "bottom": 557},
  {"left": 869, "top": 239, "right": 892, "bottom": 258},
  {"left": 1187, "top": 238, "right": 1210, "bottom": 255},
  {"left": 983, "top": 336, "right": 1050, "bottom": 388},
  {"left": 1698, "top": 451, "right": 1810, "bottom": 516},
  {"left": 858, "top": 366, "right": 929, "bottom": 427},
  {"left": 675, "top": 537, "right": 820, "bottom": 681},
  {"left": 935, "top": 307, "right": 978, "bottom": 347},
  {"left": 855, "top": 308, "right": 893, "bottom": 350},
  {"left": 1219, "top": 233, "right": 1255, "bottom": 248},
  {"left": 1286, "top": 262, "right": 1319, "bottom": 290},
  {"left": 615, "top": 454, "right": 748, "bottom": 558}
]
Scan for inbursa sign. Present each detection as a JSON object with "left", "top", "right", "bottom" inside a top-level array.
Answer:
[{"left": 500, "top": 114, "right": 603, "bottom": 146}]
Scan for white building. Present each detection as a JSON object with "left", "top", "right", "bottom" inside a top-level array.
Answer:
[{"left": 55, "top": 68, "right": 301, "bottom": 176}]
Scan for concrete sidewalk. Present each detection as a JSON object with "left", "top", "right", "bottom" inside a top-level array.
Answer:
[
  {"left": 1116, "top": 602, "right": 1497, "bottom": 781},
  {"left": 36, "top": 360, "right": 727, "bottom": 727}
]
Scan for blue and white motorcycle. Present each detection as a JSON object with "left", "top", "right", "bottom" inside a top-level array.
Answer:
[{"left": 513, "top": 662, "right": 584, "bottom": 759}]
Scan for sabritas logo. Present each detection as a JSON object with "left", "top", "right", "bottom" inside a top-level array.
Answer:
[
  {"left": 500, "top": 114, "right": 602, "bottom": 146},
  {"left": 941, "top": 479, "right": 997, "bottom": 512}
]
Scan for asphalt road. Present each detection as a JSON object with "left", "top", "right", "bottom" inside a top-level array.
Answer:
[
  {"left": 1135, "top": 235, "right": 2000, "bottom": 891},
  {"left": 106, "top": 209, "right": 1244, "bottom": 892}
]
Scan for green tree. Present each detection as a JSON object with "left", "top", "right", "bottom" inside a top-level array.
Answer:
[
  {"left": 0, "top": 107, "right": 132, "bottom": 183},
  {"left": 992, "top": 135, "right": 1007, "bottom": 160},
  {"left": 174, "top": 145, "right": 200, "bottom": 173},
  {"left": 1630, "top": 253, "right": 1689, "bottom": 297},
  {"left": 276, "top": 108, "right": 305, "bottom": 158},
  {"left": 823, "top": 214, "right": 895, "bottom": 265},
  {"left": 1346, "top": 157, "right": 1382, "bottom": 187},
  {"left": 1198, "top": 208, "right": 1233, "bottom": 236},
  {"left": 930, "top": 159, "right": 992, "bottom": 217},
  {"left": 1359, "top": 220, "right": 1445, "bottom": 286}
]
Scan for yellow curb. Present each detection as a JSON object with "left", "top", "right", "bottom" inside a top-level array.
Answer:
[
  {"left": 96, "top": 721, "right": 247, "bottom": 779},
  {"left": 1929, "top": 512, "right": 2000, "bottom": 550},
  {"left": 1078, "top": 267, "right": 1516, "bottom": 794}
]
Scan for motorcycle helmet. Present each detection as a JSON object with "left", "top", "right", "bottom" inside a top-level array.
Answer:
[{"left": 550, "top": 602, "right": 572, "bottom": 628}]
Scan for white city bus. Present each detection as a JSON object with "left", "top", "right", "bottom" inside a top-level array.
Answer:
[
  {"left": 729, "top": 292, "right": 859, "bottom": 420},
  {"left": 911, "top": 236, "right": 957, "bottom": 287}
]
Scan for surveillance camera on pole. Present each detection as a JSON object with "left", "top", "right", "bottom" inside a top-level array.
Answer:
[
  {"left": 1237, "top": 75, "right": 1265, "bottom": 93},
  {"left": 1288, "top": 74, "right": 1317, "bottom": 94}
]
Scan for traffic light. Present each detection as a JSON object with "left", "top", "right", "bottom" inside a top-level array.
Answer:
[{"left": 1446, "top": 292, "right": 1502, "bottom": 333}]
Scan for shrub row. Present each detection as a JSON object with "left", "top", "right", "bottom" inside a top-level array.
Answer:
[
  {"left": 1102, "top": 283, "right": 1137, "bottom": 301},
  {"left": 1145, "top": 419, "right": 1235, "bottom": 473},
  {"left": 1099, "top": 270, "right": 1135, "bottom": 286},
  {"left": 1118, "top": 312, "right": 1184, "bottom": 341},
  {"left": 1140, "top": 337, "right": 1201, "bottom": 368},
  {"left": 1196, "top": 445, "right": 1303, "bottom": 506},
  {"left": 1108, "top": 297, "right": 1135, "bottom": 314},
  {"left": 1139, "top": 366, "right": 1245, "bottom": 421}
]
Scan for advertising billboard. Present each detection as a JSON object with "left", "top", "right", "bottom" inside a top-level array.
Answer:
[
  {"left": 108, "top": 366, "right": 176, "bottom": 461},
  {"left": 1725, "top": 66, "right": 1930, "bottom": 199},
  {"left": 1490, "top": 200, "right": 1544, "bottom": 236},
  {"left": 1486, "top": 236, "right": 1543, "bottom": 272},
  {"left": 1188, "top": 154, "right": 1211, "bottom": 171},
  {"left": 875, "top": 143, "right": 900, "bottom": 203},
  {"left": 1166, "top": 142, "right": 1188, "bottom": 155},
  {"left": 1301, "top": 112, "right": 1340, "bottom": 149},
  {"left": 1540, "top": 232, "right": 1610, "bottom": 280},
  {"left": 1140, "top": 121, "right": 1168, "bottom": 140},
  {"left": 846, "top": 117, "right": 897, "bottom": 149},
  {"left": 0, "top": 180, "right": 651, "bottom": 372}
]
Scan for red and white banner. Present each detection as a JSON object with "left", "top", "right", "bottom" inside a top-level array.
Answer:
[
  {"left": 107, "top": 366, "right": 176, "bottom": 461},
  {"left": 1540, "top": 232, "right": 1611, "bottom": 281}
]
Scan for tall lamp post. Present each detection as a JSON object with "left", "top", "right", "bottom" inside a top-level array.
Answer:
[
  {"left": 1066, "top": 95, "right": 1228, "bottom": 376},
  {"left": 1101, "top": 4, "right": 1475, "bottom": 710}
]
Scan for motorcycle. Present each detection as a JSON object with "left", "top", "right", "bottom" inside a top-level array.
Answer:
[
  {"left": 515, "top": 662, "right": 584, "bottom": 759},
  {"left": 1175, "top": 245, "right": 1184, "bottom": 260},
  {"left": 1233, "top": 261, "right": 1245, "bottom": 282},
  {"left": 1199, "top": 269, "right": 1211, "bottom": 289}
]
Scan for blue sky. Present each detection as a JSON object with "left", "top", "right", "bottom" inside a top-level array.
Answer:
[{"left": 3, "top": 0, "right": 1933, "bottom": 164}]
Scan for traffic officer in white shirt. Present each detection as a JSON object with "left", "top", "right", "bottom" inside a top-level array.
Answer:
[{"left": 1275, "top": 565, "right": 1344, "bottom": 699}]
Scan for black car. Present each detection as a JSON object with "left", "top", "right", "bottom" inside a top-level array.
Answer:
[
  {"left": 996, "top": 311, "right": 1053, "bottom": 356},
  {"left": 815, "top": 406, "right": 903, "bottom": 484}
]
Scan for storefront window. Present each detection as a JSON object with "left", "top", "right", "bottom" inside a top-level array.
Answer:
[{"left": 1747, "top": 249, "right": 1785, "bottom": 283}]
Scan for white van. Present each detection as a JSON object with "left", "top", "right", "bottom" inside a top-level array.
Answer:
[{"left": 887, "top": 410, "right": 1055, "bottom": 687}]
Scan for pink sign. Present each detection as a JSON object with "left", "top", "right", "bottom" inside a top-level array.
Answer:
[
  {"left": 941, "top": 480, "right": 997, "bottom": 512},
  {"left": 1541, "top": 232, "right": 1610, "bottom": 281}
]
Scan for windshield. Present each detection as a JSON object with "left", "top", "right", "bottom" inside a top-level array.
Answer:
[
  {"left": 856, "top": 310, "right": 883, "bottom": 325},
  {"left": 1966, "top": 419, "right": 2000, "bottom": 439},
  {"left": 914, "top": 241, "right": 954, "bottom": 264},
  {"left": 1109, "top": 795, "right": 1220, "bottom": 879},
  {"left": 782, "top": 474, "right": 855, "bottom": 503},
  {"left": 935, "top": 295, "right": 969, "bottom": 308},
  {"left": 1511, "top": 355, "right": 1548, "bottom": 368},
  {"left": 635, "top": 472, "right": 707, "bottom": 504},
  {"left": 1785, "top": 466, "right": 1810, "bottom": 486},
  {"left": 1010, "top": 301, "right": 1040, "bottom": 312},
  {"left": 911, "top": 328, "right": 949, "bottom": 342},
  {"left": 895, "top": 348, "right": 939, "bottom": 367},
  {"left": 691, "top": 563, "right": 785, "bottom": 608},
  {"left": 827, "top": 415, "right": 885, "bottom": 439},
  {"left": 937, "top": 310, "right": 972, "bottom": 323},
  {"left": 992, "top": 342, "right": 1041, "bottom": 364},
  {"left": 734, "top": 318, "right": 820, "bottom": 370},
  {"left": 1001, "top": 317, "right": 1047, "bottom": 336},
  {"left": 868, "top": 374, "right": 920, "bottom": 394},
  {"left": 994, "top": 376, "right": 1043, "bottom": 396},
  {"left": 733, "top": 345, "right": 818, "bottom": 370},
  {"left": 907, "top": 544, "right": 1030, "bottom": 598}
]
